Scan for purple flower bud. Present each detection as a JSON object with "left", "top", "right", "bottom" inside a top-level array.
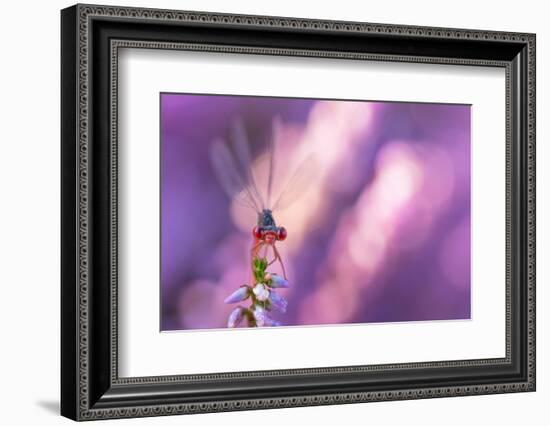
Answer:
[
  {"left": 224, "top": 286, "right": 250, "bottom": 304},
  {"left": 253, "top": 283, "right": 270, "bottom": 302},
  {"left": 269, "top": 274, "right": 290, "bottom": 288},
  {"left": 268, "top": 291, "right": 288, "bottom": 313},
  {"left": 227, "top": 306, "right": 246, "bottom": 328},
  {"left": 253, "top": 305, "right": 269, "bottom": 327}
]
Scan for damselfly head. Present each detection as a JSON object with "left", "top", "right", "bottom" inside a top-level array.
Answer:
[{"left": 252, "top": 226, "right": 287, "bottom": 243}]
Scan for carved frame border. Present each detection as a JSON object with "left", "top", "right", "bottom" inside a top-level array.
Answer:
[{"left": 61, "top": 3, "right": 535, "bottom": 421}]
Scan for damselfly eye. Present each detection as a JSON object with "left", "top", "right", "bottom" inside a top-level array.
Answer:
[
  {"left": 277, "top": 227, "right": 287, "bottom": 241},
  {"left": 253, "top": 226, "right": 263, "bottom": 239}
]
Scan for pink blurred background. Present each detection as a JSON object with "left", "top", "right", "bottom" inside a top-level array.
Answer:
[{"left": 160, "top": 93, "right": 471, "bottom": 330}]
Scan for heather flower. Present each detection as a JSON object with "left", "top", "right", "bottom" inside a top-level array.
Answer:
[
  {"left": 224, "top": 286, "right": 250, "bottom": 304},
  {"left": 225, "top": 255, "right": 290, "bottom": 327},
  {"left": 267, "top": 273, "right": 290, "bottom": 288},
  {"left": 252, "top": 305, "right": 269, "bottom": 327},
  {"left": 253, "top": 283, "right": 270, "bottom": 301},
  {"left": 268, "top": 291, "right": 288, "bottom": 313},
  {"left": 227, "top": 306, "right": 247, "bottom": 328}
]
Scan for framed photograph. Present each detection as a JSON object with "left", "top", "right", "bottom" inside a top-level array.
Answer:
[{"left": 61, "top": 4, "right": 536, "bottom": 421}]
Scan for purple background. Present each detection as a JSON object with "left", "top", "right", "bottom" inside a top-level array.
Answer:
[{"left": 160, "top": 93, "right": 471, "bottom": 331}]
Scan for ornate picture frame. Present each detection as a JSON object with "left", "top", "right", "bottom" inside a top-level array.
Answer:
[{"left": 61, "top": 4, "right": 536, "bottom": 420}]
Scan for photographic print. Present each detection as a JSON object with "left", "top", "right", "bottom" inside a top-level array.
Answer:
[{"left": 160, "top": 93, "right": 471, "bottom": 331}]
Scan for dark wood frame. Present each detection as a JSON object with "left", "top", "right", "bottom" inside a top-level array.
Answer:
[{"left": 61, "top": 3, "right": 536, "bottom": 421}]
